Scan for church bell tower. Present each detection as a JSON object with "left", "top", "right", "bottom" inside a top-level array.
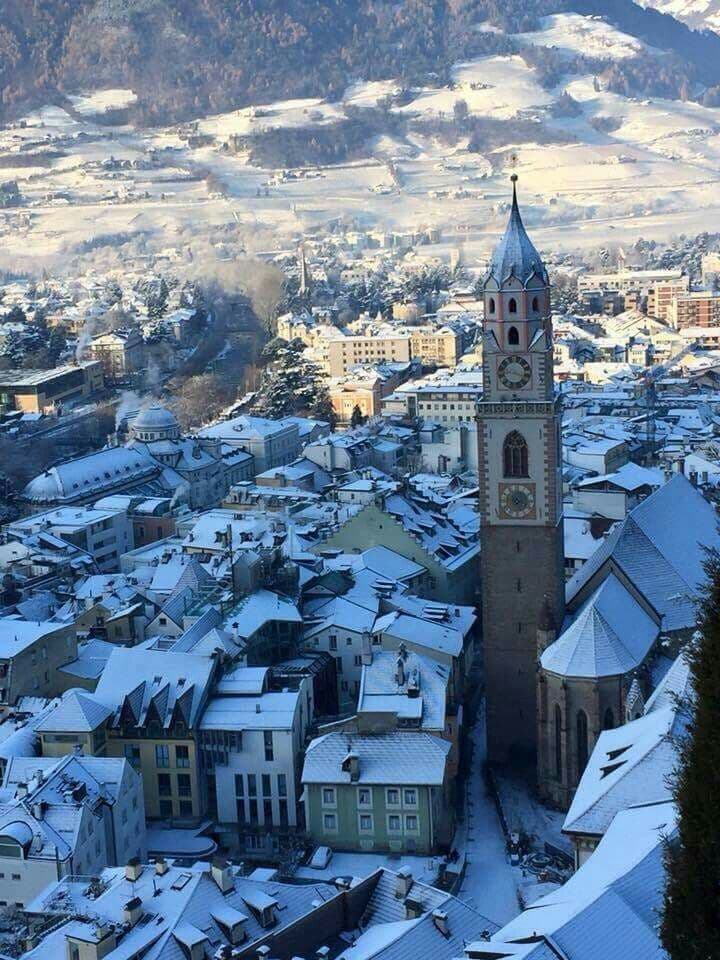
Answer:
[{"left": 478, "top": 176, "right": 565, "bottom": 765}]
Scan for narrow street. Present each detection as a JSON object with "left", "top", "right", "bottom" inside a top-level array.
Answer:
[{"left": 456, "top": 701, "right": 520, "bottom": 927}]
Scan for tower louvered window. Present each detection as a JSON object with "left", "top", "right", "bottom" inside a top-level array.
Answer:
[{"left": 503, "top": 431, "right": 529, "bottom": 478}]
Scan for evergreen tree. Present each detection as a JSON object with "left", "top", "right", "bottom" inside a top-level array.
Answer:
[
  {"left": 661, "top": 547, "right": 720, "bottom": 960},
  {"left": 350, "top": 404, "right": 365, "bottom": 428}
]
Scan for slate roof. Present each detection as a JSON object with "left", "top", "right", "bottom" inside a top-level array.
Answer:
[
  {"left": 542, "top": 574, "right": 659, "bottom": 679},
  {"left": 485, "top": 178, "right": 548, "bottom": 286},
  {"left": 566, "top": 473, "right": 719, "bottom": 632}
]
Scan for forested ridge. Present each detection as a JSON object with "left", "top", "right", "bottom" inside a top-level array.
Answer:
[{"left": 2, "top": 0, "right": 720, "bottom": 126}]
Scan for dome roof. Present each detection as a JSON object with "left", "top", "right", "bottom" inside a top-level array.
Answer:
[
  {"left": 133, "top": 404, "right": 178, "bottom": 431},
  {"left": 487, "top": 176, "right": 548, "bottom": 286}
]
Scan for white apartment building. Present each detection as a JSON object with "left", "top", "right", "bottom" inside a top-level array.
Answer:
[
  {"left": 6, "top": 504, "right": 133, "bottom": 572},
  {"left": 199, "top": 415, "right": 300, "bottom": 474},
  {"left": 0, "top": 754, "right": 145, "bottom": 908},
  {"left": 199, "top": 669, "right": 311, "bottom": 849}
]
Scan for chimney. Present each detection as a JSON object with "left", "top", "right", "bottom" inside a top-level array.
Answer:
[
  {"left": 432, "top": 909, "right": 449, "bottom": 937},
  {"left": 125, "top": 858, "right": 142, "bottom": 882},
  {"left": 16, "top": 782, "right": 28, "bottom": 799},
  {"left": 395, "top": 655, "right": 405, "bottom": 687},
  {"left": 211, "top": 857, "right": 235, "bottom": 893},
  {"left": 395, "top": 866, "right": 413, "bottom": 898},
  {"left": 361, "top": 630, "right": 372, "bottom": 666},
  {"left": 123, "top": 896, "right": 144, "bottom": 927},
  {"left": 155, "top": 858, "right": 169, "bottom": 876},
  {"left": 405, "top": 895, "right": 424, "bottom": 920},
  {"left": 257, "top": 947, "right": 271, "bottom": 960},
  {"left": 317, "top": 949, "right": 330, "bottom": 960},
  {"left": 342, "top": 751, "right": 360, "bottom": 782},
  {"left": 31, "top": 801, "right": 46, "bottom": 821}
]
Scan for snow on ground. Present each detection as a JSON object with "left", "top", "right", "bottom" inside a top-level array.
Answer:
[
  {"left": 295, "top": 851, "right": 441, "bottom": 886},
  {"left": 455, "top": 705, "right": 520, "bottom": 926},
  {"left": 636, "top": 0, "right": 720, "bottom": 33},
  {"left": 6, "top": 29, "right": 720, "bottom": 270},
  {"left": 343, "top": 79, "right": 402, "bottom": 108},
  {"left": 197, "top": 98, "right": 345, "bottom": 138},
  {"left": 68, "top": 89, "right": 138, "bottom": 116},
  {"left": 516, "top": 13, "right": 651, "bottom": 60},
  {"left": 399, "top": 56, "right": 553, "bottom": 121}
]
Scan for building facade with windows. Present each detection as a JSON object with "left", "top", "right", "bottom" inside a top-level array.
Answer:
[{"left": 302, "top": 731, "right": 452, "bottom": 854}]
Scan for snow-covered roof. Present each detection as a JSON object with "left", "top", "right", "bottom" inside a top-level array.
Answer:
[
  {"left": 542, "top": 574, "right": 659, "bottom": 679},
  {"left": 302, "top": 732, "right": 450, "bottom": 785},
  {"left": 35, "top": 689, "right": 111, "bottom": 733},
  {"left": 481, "top": 800, "right": 676, "bottom": 960},
  {"left": 562, "top": 709, "right": 676, "bottom": 838},
  {"left": 566, "top": 473, "right": 720, "bottom": 632}
]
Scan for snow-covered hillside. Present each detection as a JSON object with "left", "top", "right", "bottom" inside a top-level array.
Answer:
[
  {"left": 1, "top": 11, "right": 720, "bottom": 270},
  {"left": 636, "top": 0, "right": 720, "bottom": 34}
]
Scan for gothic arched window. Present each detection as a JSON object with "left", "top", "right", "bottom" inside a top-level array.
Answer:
[
  {"left": 508, "top": 325, "right": 519, "bottom": 346},
  {"left": 603, "top": 707, "right": 615, "bottom": 730},
  {"left": 488, "top": 296, "right": 496, "bottom": 313},
  {"left": 577, "top": 710, "right": 589, "bottom": 775},
  {"left": 503, "top": 431, "right": 529, "bottom": 478},
  {"left": 554, "top": 704, "right": 562, "bottom": 780},
  {"left": 532, "top": 296, "right": 539, "bottom": 312},
  {"left": 508, "top": 297, "right": 518, "bottom": 314}
]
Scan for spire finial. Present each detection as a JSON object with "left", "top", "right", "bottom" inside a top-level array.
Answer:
[{"left": 510, "top": 172, "right": 518, "bottom": 207}]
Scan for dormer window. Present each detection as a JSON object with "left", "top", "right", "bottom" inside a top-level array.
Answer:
[
  {"left": 532, "top": 296, "right": 539, "bottom": 312},
  {"left": 508, "top": 297, "right": 517, "bottom": 314},
  {"left": 488, "top": 296, "right": 496, "bottom": 314},
  {"left": 508, "top": 326, "right": 519, "bottom": 346}
]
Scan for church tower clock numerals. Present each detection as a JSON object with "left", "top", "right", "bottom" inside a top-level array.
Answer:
[{"left": 478, "top": 175, "right": 566, "bottom": 767}]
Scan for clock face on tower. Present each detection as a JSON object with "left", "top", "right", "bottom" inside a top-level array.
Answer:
[
  {"left": 497, "top": 356, "right": 532, "bottom": 390},
  {"left": 499, "top": 482, "right": 536, "bottom": 520}
]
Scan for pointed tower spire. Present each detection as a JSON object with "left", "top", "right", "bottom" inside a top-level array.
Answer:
[
  {"left": 488, "top": 175, "right": 547, "bottom": 286},
  {"left": 298, "top": 244, "right": 311, "bottom": 297}
]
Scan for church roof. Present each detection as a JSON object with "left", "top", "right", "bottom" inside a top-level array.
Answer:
[
  {"left": 486, "top": 176, "right": 548, "bottom": 286},
  {"left": 542, "top": 573, "right": 658, "bottom": 678},
  {"left": 566, "top": 473, "right": 719, "bottom": 632},
  {"left": 132, "top": 404, "right": 178, "bottom": 431}
]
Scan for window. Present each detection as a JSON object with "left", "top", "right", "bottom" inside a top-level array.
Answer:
[
  {"left": 322, "top": 787, "right": 336, "bottom": 806},
  {"left": 159, "top": 798, "right": 173, "bottom": 818},
  {"left": 279, "top": 799, "right": 289, "bottom": 826},
  {"left": 179, "top": 800, "right": 193, "bottom": 817},
  {"left": 155, "top": 744, "right": 169, "bottom": 768},
  {"left": 248, "top": 775, "right": 257, "bottom": 797},
  {"left": 508, "top": 297, "right": 518, "bottom": 313},
  {"left": 603, "top": 708, "right": 615, "bottom": 730},
  {"left": 177, "top": 774, "right": 192, "bottom": 798},
  {"left": 264, "top": 730, "right": 274, "bottom": 762},
  {"left": 388, "top": 814, "right": 401, "bottom": 832},
  {"left": 175, "top": 745, "right": 190, "bottom": 768},
  {"left": 277, "top": 774, "right": 287, "bottom": 797},
  {"left": 554, "top": 705, "right": 562, "bottom": 780},
  {"left": 503, "top": 431, "right": 529, "bottom": 478},
  {"left": 532, "top": 296, "right": 539, "bottom": 312},
  {"left": 403, "top": 789, "right": 417, "bottom": 806},
  {"left": 359, "top": 813, "right": 374, "bottom": 832},
  {"left": 357, "top": 787, "right": 372, "bottom": 807},
  {"left": 158, "top": 774, "right": 171, "bottom": 797},
  {"left": 235, "top": 774, "right": 244, "bottom": 797},
  {"left": 405, "top": 814, "right": 419, "bottom": 832},
  {"left": 508, "top": 325, "right": 519, "bottom": 346},
  {"left": 249, "top": 799, "right": 258, "bottom": 821},
  {"left": 329, "top": 635, "right": 338, "bottom": 651},
  {"left": 386, "top": 788, "right": 400, "bottom": 806},
  {"left": 263, "top": 799, "right": 273, "bottom": 823},
  {"left": 262, "top": 774, "right": 272, "bottom": 797},
  {"left": 236, "top": 798, "right": 246, "bottom": 824},
  {"left": 323, "top": 813, "right": 337, "bottom": 831},
  {"left": 577, "top": 710, "right": 589, "bottom": 774},
  {"left": 124, "top": 744, "right": 141, "bottom": 768},
  {"left": 488, "top": 296, "right": 496, "bottom": 313}
]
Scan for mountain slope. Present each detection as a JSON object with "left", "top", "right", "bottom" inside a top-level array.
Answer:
[{"left": 2, "top": 0, "right": 720, "bottom": 124}]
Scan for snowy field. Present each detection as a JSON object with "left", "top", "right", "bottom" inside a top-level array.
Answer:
[{"left": 3, "top": 12, "right": 720, "bottom": 272}]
